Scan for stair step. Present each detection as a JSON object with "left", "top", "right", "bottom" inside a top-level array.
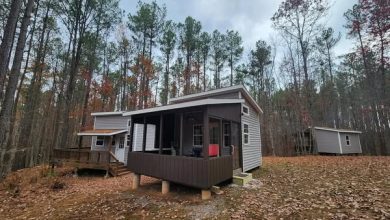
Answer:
[
  {"left": 116, "top": 171, "right": 131, "bottom": 176},
  {"left": 115, "top": 168, "right": 128, "bottom": 173},
  {"left": 110, "top": 163, "right": 125, "bottom": 167}
]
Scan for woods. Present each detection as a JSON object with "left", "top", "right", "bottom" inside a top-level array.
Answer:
[{"left": 0, "top": 0, "right": 388, "bottom": 177}]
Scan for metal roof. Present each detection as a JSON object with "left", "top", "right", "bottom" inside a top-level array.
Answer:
[
  {"left": 77, "top": 129, "right": 128, "bottom": 136},
  {"left": 122, "top": 98, "right": 245, "bottom": 116},
  {"left": 169, "top": 85, "right": 263, "bottom": 114},
  {"left": 314, "top": 127, "right": 362, "bottom": 134},
  {"left": 91, "top": 111, "right": 125, "bottom": 116}
]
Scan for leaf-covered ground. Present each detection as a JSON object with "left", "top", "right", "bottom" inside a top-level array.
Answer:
[{"left": 0, "top": 156, "right": 389, "bottom": 219}]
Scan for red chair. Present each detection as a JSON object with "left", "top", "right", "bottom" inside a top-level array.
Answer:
[{"left": 209, "top": 144, "right": 219, "bottom": 157}]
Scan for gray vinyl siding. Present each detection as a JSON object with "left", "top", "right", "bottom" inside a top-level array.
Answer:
[
  {"left": 339, "top": 132, "right": 362, "bottom": 154},
  {"left": 241, "top": 101, "right": 262, "bottom": 172},
  {"left": 91, "top": 115, "right": 131, "bottom": 153},
  {"left": 209, "top": 92, "right": 240, "bottom": 99},
  {"left": 94, "top": 115, "right": 131, "bottom": 129},
  {"left": 91, "top": 136, "right": 111, "bottom": 150},
  {"left": 314, "top": 130, "right": 341, "bottom": 153},
  {"left": 170, "top": 91, "right": 240, "bottom": 104}
]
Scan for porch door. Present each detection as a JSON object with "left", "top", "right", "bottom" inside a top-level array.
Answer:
[
  {"left": 231, "top": 122, "right": 241, "bottom": 170},
  {"left": 115, "top": 135, "right": 125, "bottom": 163}
]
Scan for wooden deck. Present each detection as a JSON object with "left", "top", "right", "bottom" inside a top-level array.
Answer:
[
  {"left": 52, "top": 148, "right": 130, "bottom": 176},
  {"left": 128, "top": 152, "right": 233, "bottom": 189}
]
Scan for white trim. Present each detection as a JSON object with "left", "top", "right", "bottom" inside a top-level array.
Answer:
[
  {"left": 243, "top": 123, "right": 250, "bottom": 145},
  {"left": 314, "top": 126, "right": 362, "bottom": 134},
  {"left": 242, "top": 104, "right": 250, "bottom": 116},
  {"left": 337, "top": 132, "right": 343, "bottom": 154},
  {"left": 240, "top": 86, "right": 263, "bottom": 114},
  {"left": 91, "top": 111, "right": 124, "bottom": 116},
  {"left": 118, "top": 136, "right": 125, "bottom": 149},
  {"left": 193, "top": 124, "right": 203, "bottom": 147},
  {"left": 123, "top": 99, "right": 245, "bottom": 116},
  {"left": 358, "top": 134, "right": 362, "bottom": 153},
  {"left": 95, "top": 136, "right": 105, "bottom": 146},
  {"left": 345, "top": 135, "right": 351, "bottom": 146},
  {"left": 77, "top": 129, "right": 128, "bottom": 136}
]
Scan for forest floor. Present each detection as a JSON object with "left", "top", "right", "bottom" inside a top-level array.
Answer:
[{"left": 0, "top": 156, "right": 389, "bottom": 219}]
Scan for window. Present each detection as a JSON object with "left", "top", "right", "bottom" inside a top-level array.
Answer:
[
  {"left": 127, "top": 134, "right": 131, "bottom": 146},
  {"left": 193, "top": 125, "right": 203, "bottom": 146},
  {"left": 242, "top": 105, "right": 249, "bottom": 116},
  {"left": 119, "top": 137, "right": 125, "bottom": 149},
  {"left": 243, "top": 123, "right": 249, "bottom": 144},
  {"left": 346, "top": 135, "right": 350, "bottom": 146},
  {"left": 128, "top": 119, "right": 131, "bottom": 127},
  {"left": 223, "top": 123, "right": 231, "bottom": 147},
  {"left": 96, "top": 136, "right": 104, "bottom": 146}
]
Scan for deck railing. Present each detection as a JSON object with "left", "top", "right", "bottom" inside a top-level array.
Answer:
[
  {"left": 128, "top": 152, "right": 233, "bottom": 189},
  {"left": 53, "top": 148, "right": 110, "bottom": 164}
]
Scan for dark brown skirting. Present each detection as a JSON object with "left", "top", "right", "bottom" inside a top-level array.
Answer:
[{"left": 127, "top": 152, "right": 233, "bottom": 189}]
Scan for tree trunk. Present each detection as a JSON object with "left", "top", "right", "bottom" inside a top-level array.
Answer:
[
  {"left": 18, "top": 5, "right": 50, "bottom": 149},
  {"left": 60, "top": 0, "right": 84, "bottom": 148},
  {"left": 0, "top": 0, "right": 35, "bottom": 174},
  {"left": 7, "top": 0, "right": 40, "bottom": 149},
  {"left": 203, "top": 58, "right": 207, "bottom": 91},
  {"left": 0, "top": 0, "right": 23, "bottom": 102}
]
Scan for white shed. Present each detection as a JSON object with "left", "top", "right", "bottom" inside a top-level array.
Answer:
[{"left": 313, "top": 127, "right": 362, "bottom": 154}]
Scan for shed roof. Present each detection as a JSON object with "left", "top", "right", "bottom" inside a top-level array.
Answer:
[
  {"left": 169, "top": 85, "right": 263, "bottom": 114},
  {"left": 91, "top": 111, "right": 125, "bottom": 116},
  {"left": 122, "top": 98, "right": 244, "bottom": 116},
  {"left": 77, "top": 129, "right": 128, "bottom": 136},
  {"left": 314, "top": 127, "right": 362, "bottom": 134}
]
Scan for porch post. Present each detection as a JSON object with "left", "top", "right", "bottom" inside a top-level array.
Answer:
[
  {"left": 142, "top": 116, "right": 147, "bottom": 152},
  {"left": 203, "top": 106, "right": 209, "bottom": 159},
  {"left": 129, "top": 118, "right": 134, "bottom": 152},
  {"left": 219, "top": 119, "right": 223, "bottom": 157},
  {"left": 230, "top": 121, "right": 233, "bottom": 155},
  {"left": 179, "top": 112, "right": 183, "bottom": 156},
  {"left": 106, "top": 136, "right": 113, "bottom": 177},
  {"left": 108, "top": 136, "right": 113, "bottom": 153},
  {"left": 159, "top": 113, "right": 163, "bottom": 154}
]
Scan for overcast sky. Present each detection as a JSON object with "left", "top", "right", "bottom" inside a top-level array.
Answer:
[
  {"left": 119, "top": 0, "right": 358, "bottom": 87},
  {"left": 120, "top": 0, "right": 357, "bottom": 56}
]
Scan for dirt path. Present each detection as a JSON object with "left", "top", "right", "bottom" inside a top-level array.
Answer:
[{"left": 0, "top": 156, "right": 389, "bottom": 219}]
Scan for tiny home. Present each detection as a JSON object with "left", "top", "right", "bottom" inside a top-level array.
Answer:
[
  {"left": 125, "top": 85, "right": 263, "bottom": 195},
  {"left": 53, "top": 85, "right": 263, "bottom": 196},
  {"left": 78, "top": 111, "right": 131, "bottom": 165},
  {"left": 313, "top": 127, "right": 362, "bottom": 154}
]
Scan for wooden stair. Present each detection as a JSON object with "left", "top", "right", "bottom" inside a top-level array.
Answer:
[{"left": 109, "top": 162, "right": 131, "bottom": 177}]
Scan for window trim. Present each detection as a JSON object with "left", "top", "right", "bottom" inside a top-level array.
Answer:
[
  {"left": 242, "top": 104, "right": 250, "bottom": 116},
  {"left": 119, "top": 136, "right": 125, "bottom": 149},
  {"left": 346, "top": 135, "right": 350, "bottom": 146},
  {"left": 243, "top": 123, "right": 250, "bottom": 145},
  {"left": 96, "top": 136, "right": 105, "bottom": 146},
  {"left": 126, "top": 134, "right": 131, "bottom": 147},
  {"left": 193, "top": 124, "right": 203, "bottom": 147},
  {"left": 223, "top": 123, "right": 231, "bottom": 147}
]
